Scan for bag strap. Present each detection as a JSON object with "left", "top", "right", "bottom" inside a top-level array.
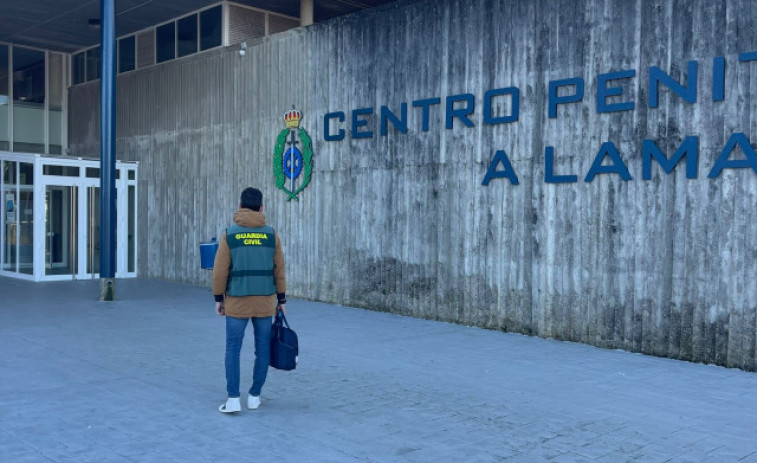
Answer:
[{"left": 276, "top": 309, "right": 290, "bottom": 329}]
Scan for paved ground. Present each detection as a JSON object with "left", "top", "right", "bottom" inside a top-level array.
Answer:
[{"left": 0, "top": 277, "right": 755, "bottom": 463}]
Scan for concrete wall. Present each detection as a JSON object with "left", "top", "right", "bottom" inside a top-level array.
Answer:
[{"left": 69, "top": 0, "right": 757, "bottom": 370}]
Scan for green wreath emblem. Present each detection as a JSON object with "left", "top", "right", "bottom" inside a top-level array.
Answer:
[{"left": 274, "top": 128, "right": 313, "bottom": 201}]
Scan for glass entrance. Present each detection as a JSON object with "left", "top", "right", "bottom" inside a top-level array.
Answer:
[
  {"left": 45, "top": 185, "right": 77, "bottom": 275},
  {"left": 0, "top": 152, "right": 138, "bottom": 281}
]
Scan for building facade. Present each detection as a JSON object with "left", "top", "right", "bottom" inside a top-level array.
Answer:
[{"left": 6, "top": 0, "right": 757, "bottom": 370}]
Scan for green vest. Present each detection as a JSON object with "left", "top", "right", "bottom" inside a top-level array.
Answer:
[{"left": 226, "top": 224, "right": 277, "bottom": 296}]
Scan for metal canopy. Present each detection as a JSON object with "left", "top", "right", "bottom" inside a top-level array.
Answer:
[{"left": 0, "top": 0, "right": 398, "bottom": 52}]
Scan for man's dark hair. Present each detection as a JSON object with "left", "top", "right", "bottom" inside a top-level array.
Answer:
[{"left": 240, "top": 188, "right": 263, "bottom": 211}]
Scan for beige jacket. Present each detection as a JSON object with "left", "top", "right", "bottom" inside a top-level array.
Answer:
[{"left": 212, "top": 209, "right": 286, "bottom": 318}]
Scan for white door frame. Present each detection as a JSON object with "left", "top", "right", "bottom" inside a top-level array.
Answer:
[
  {"left": 34, "top": 158, "right": 138, "bottom": 281},
  {"left": 0, "top": 152, "right": 137, "bottom": 282}
]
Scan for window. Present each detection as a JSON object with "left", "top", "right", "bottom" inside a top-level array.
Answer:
[
  {"left": 200, "top": 6, "right": 223, "bottom": 51},
  {"left": 13, "top": 47, "right": 45, "bottom": 153},
  {"left": 0, "top": 45, "right": 8, "bottom": 151},
  {"left": 118, "top": 36, "right": 136, "bottom": 73},
  {"left": 48, "top": 53, "right": 65, "bottom": 154},
  {"left": 72, "top": 51, "right": 86, "bottom": 85},
  {"left": 13, "top": 47, "right": 45, "bottom": 104},
  {"left": 86, "top": 47, "right": 101, "bottom": 81},
  {"left": 43, "top": 165, "right": 80, "bottom": 176},
  {"left": 73, "top": 2, "right": 224, "bottom": 77},
  {"left": 85, "top": 167, "right": 123, "bottom": 179},
  {"left": 156, "top": 22, "right": 176, "bottom": 63},
  {"left": 178, "top": 14, "right": 198, "bottom": 57}
]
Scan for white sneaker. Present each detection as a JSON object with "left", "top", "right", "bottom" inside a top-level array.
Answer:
[
  {"left": 248, "top": 395, "right": 261, "bottom": 410},
  {"left": 219, "top": 397, "right": 241, "bottom": 413}
]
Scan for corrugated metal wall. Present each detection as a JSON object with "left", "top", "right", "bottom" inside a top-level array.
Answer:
[
  {"left": 68, "top": 0, "right": 757, "bottom": 370},
  {"left": 136, "top": 29, "right": 155, "bottom": 69},
  {"left": 228, "top": 4, "right": 266, "bottom": 42}
]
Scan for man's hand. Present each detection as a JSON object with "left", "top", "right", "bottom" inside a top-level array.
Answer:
[
  {"left": 215, "top": 302, "right": 225, "bottom": 316},
  {"left": 277, "top": 303, "right": 286, "bottom": 315}
]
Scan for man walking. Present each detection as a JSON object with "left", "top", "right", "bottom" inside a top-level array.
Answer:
[{"left": 213, "top": 187, "right": 286, "bottom": 413}]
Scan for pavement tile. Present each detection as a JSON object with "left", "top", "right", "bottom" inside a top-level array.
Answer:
[
  {"left": 0, "top": 442, "right": 39, "bottom": 459},
  {"left": 591, "top": 451, "right": 645, "bottom": 463},
  {"left": 486, "top": 446, "right": 522, "bottom": 460},
  {"left": 0, "top": 277, "right": 755, "bottom": 463},
  {"left": 540, "top": 436, "right": 592, "bottom": 454},
  {"left": 500, "top": 452, "right": 553, "bottom": 462},
  {"left": 705, "top": 446, "right": 756, "bottom": 461},
  {"left": 45, "top": 446, "right": 136, "bottom": 463},
  {"left": 2, "top": 452, "right": 58, "bottom": 463},
  {"left": 109, "top": 452, "right": 171, "bottom": 463},
  {"left": 110, "top": 441, "right": 153, "bottom": 458}
]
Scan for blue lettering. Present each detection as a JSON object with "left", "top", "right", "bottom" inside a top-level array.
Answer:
[
  {"left": 584, "top": 142, "right": 632, "bottom": 182},
  {"left": 324, "top": 112, "right": 345, "bottom": 141},
  {"left": 351, "top": 107, "right": 374, "bottom": 139},
  {"left": 482, "top": 150, "right": 519, "bottom": 185},
  {"left": 596, "top": 70, "right": 636, "bottom": 113},
  {"left": 739, "top": 51, "right": 757, "bottom": 62},
  {"left": 648, "top": 61, "right": 698, "bottom": 108},
  {"left": 483, "top": 87, "right": 520, "bottom": 124},
  {"left": 412, "top": 98, "right": 441, "bottom": 132},
  {"left": 548, "top": 77, "right": 584, "bottom": 118},
  {"left": 713, "top": 57, "right": 725, "bottom": 102},
  {"left": 380, "top": 104, "right": 408, "bottom": 136},
  {"left": 544, "top": 147, "right": 577, "bottom": 183},
  {"left": 708, "top": 133, "right": 757, "bottom": 178},
  {"left": 642, "top": 137, "right": 699, "bottom": 179},
  {"left": 445, "top": 94, "right": 475, "bottom": 129}
]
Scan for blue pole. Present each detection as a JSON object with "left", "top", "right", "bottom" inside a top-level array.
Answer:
[{"left": 100, "top": 0, "right": 116, "bottom": 299}]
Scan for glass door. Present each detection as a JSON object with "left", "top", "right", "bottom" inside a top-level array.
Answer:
[
  {"left": 87, "top": 186, "right": 100, "bottom": 276},
  {"left": 45, "top": 185, "right": 77, "bottom": 275},
  {"left": 3, "top": 160, "right": 34, "bottom": 275},
  {"left": 2, "top": 160, "right": 17, "bottom": 272},
  {"left": 1, "top": 154, "right": 138, "bottom": 281}
]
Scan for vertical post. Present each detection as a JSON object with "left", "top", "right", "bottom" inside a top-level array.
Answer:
[
  {"left": 290, "top": 129, "right": 295, "bottom": 195},
  {"left": 100, "top": 0, "right": 116, "bottom": 301},
  {"left": 300, "top": 0, "right": 314, "bottom": 26}
]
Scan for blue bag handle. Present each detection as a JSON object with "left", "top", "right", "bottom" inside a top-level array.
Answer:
[{"left": 275, "top": 308, "right": 291, "bottom": 330}]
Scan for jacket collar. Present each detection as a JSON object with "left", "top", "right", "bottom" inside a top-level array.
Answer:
[{"left": 234, "top": 208, "right": 266, "bottom": 228}]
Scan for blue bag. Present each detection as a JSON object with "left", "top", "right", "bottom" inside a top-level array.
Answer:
[{"left": 270, "top": 310, "right": 298, "bottom": 370}]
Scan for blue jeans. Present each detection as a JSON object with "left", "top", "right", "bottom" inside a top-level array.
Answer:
[{"left": 225, "top": 315, "right": 272, "bottom": 398}]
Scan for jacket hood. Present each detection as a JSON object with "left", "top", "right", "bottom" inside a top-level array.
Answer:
[{"left": 234, "top": 209, "right": 266, "bottom": 228}]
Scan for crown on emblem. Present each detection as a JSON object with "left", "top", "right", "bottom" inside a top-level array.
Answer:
[{"left": 284, "top": 106, "right": 302, "bottom": 129}]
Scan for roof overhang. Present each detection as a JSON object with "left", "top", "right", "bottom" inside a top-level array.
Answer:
[{"left": 0, "top": 0, "right": 398, "bottom": 53}]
